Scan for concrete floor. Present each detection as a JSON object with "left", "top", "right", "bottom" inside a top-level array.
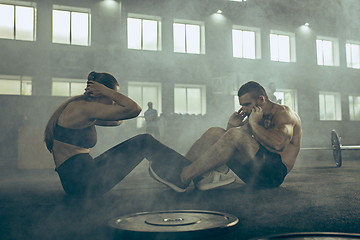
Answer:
[{"left": 0, "top": 155, "right": 360, "bottom": 240}]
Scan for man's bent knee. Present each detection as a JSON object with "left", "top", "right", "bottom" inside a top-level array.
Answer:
[
  {"left": 223, "top": 128, "right": 257, "bottom": 150},
  {"left": 223, "top": 128, "right": 247, "bottom": 142},
  {"left": 203, "top": 127, "right": 226, "bottom": 139}
]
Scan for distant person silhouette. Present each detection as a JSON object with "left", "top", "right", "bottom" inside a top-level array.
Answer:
[{"left": 144, "top": 102, "right": 160, "bottom": 139}]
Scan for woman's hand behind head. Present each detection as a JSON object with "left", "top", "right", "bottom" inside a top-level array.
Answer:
[{"left": 85, "top": 80, "right": 114, "bottom": 98}]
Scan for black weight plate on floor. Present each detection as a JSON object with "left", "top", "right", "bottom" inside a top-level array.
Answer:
[
  {"left": 108, "top": 210, "right": 238, "bottom": 240},
  {"left": 331, "top": 130, "right": 342, "bottom": 167}
]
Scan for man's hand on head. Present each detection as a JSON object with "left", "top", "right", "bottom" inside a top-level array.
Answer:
[
  {"left": 249, "top": 106, "right": 263, "bottom": 125},
  {"left": 228, "top": 108, "right": 249, "bottom": 128}
]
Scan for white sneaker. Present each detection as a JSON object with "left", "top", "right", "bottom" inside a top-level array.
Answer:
[
  {"left": 216, "top": 165, "right": 230, "bottom": 174},
  {"left": 149, "top": 164, "right": 190, "bottom": 193},
  {"left": 195, "top": 170, "right": 236, "bottom": 191}
]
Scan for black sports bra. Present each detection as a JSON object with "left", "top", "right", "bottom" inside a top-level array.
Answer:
[{"left": 53, "top": 124, "right": 97, "bottom": 149}]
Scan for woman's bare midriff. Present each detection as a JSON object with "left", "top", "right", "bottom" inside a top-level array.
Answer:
[{"left": 52, "top": 140, "right": 90, "bottom": 168}]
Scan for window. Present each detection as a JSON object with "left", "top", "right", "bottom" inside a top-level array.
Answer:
[
  {"left": 316, "top": 37, "right": 339, "bottom": 66},
  {"left": 128, "top": 82, "right": 162, "bottom": 128},
  {"left": 270, "top": 31, "right": 296, "bottom": 62},
  {"left": 232, "top": 26, "right": 261, "bottom": 59},
  {"left": 346, "top": 41, "right": 360, "bottom": 69},
  {"left": 349, "top": 95, "right": 360, "bottom": 121},
  {"left": 274, "top": 89, "right": 298, "bottom": 112},
  {"left": 174, "top": 84, "right": 206, "bottom": 115},
  {"left": 52, "top": 78, "right": 85, "bottom": 96},
  {"left": 127, "top": 14, "right": 161, "bottom": 51},
  {"left": 0, "top": 75, "right": 32, "bottom": 95},
  {"left": 319, "top": 92, "right": 342, "bottom": 121},
  {"left": 52, "top": 5, "right": 90, "bottom": 46},
  {"left": 234, "top": 95, "right": 240, "bottom": 112},
  {"left": 173, "top": 19, "right": 205, "bottom": 54},
  {"left": 0, "top": 1, "right": 36, "bottom": 41}
]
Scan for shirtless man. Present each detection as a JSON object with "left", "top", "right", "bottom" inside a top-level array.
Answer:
[{"left": 180, "top": 81, "right": 302, "bottom": 189}]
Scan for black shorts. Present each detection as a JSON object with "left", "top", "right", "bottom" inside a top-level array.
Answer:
[{"left": 227, "top": 145, "right": 288, "bottom": 188}]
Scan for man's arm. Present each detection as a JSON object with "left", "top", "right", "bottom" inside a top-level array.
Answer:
[
  {"left": 251, "top": 122, "right": 293, "bottom": 152},
  {"left": 250, "top": 109, "right": 294, "bottom": 152},
  {"left": 227, "top": 108, "right": 248, "bottom": 130}
]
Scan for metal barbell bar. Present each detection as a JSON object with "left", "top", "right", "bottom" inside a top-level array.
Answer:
[{"left": 301, "top": 130, "right": 360, "bottom": 167}]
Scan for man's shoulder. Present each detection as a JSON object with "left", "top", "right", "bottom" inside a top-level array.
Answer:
[{"left": 273, "top": 105, "right": 300, "bottom": 124}]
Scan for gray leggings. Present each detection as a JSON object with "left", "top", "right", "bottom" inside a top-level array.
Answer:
[{"left": 55, "top": 134, "right": 191, "bottom": 196}]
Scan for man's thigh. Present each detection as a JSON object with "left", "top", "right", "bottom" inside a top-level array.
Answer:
[
  {"left": 225, "top": 127, "right": 260, "bottom": 164},
  {"left": 227, "top": 146, "right": 287, "bottom": 188},
  {"left": 223, "top": 128, "right": 260, "bottom": 185},
  {"left": 226, "top": 153, "right": 257, "bottom": 185}
]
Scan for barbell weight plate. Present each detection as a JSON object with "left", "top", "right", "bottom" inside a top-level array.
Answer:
[
  {"left": 108, "top": 210, "right": 238, "bottom": 233},
  {"left": 108, "top": 210, "right": 238, "bottom": 239},
  {"left": 331, "top": 130, "right": 342, "bottom": 167},
  {"left": 300, "top": 130, "right": 359, "bottom": 167}
]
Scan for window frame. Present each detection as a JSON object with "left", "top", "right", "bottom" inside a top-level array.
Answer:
[
  {"left": 173, "top": 18, "right": 205, "bottom": 55},
  {"left": 0, "top": 74, "right": 32, "bottom": 95},
  {"left": 127, "top": 81, "right": 162, "bottom": 129},
  {"left": 345, "top": 40, "right": 360, "bottom": 69},
  {"left": 127, "top": 13, "right": 162, "bottom": 51},
  {"left": 274, "top": 88, "right": 298, "bottom": 113},
  {"left": 128, "top": 81, "right": 162, "bottom": 114},
  {"left": 52, "top": 5, "right": 91, "bottom": 46},
  {"left": 269, "top": 30, "right": 296, "bottom": 63},
  {"left": 174, "top": 84, "right": 206, "bottom": 115},
  {"left": 316, "top": 36, "right": 340, "bottom": 67},
  {"left": 232, "top": 25, "right": 261, "bottom": 59},
  {"left": 0, "top": 0, "right": 37, "bottom": 41},
  {"left": 51, "top": 77, "right": 86, "bottom": 97},
  {"left": 234, "top": 95, "right": 240, "bottom": 112},
  {"left": 348, "top": 94, "right": 360, "bottom": 121},
  {"left": 319, "top": 91, "right": 342, "bottom": 121}
]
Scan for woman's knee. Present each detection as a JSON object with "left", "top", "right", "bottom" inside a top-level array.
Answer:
[
  {"left": 137, "top": 133, "right": 154, "bottom": 139},
  {"left": 131, "top": 134, "right": 158, "bottom": 147}
]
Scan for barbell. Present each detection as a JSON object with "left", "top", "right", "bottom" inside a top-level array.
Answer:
[{"left": 301, "top": 130, "right": 360, "bottom": 167}]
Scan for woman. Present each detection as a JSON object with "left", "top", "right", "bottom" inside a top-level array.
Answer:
[{"left": 44, "top": 71, "right": 191, "bottom": 197}]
